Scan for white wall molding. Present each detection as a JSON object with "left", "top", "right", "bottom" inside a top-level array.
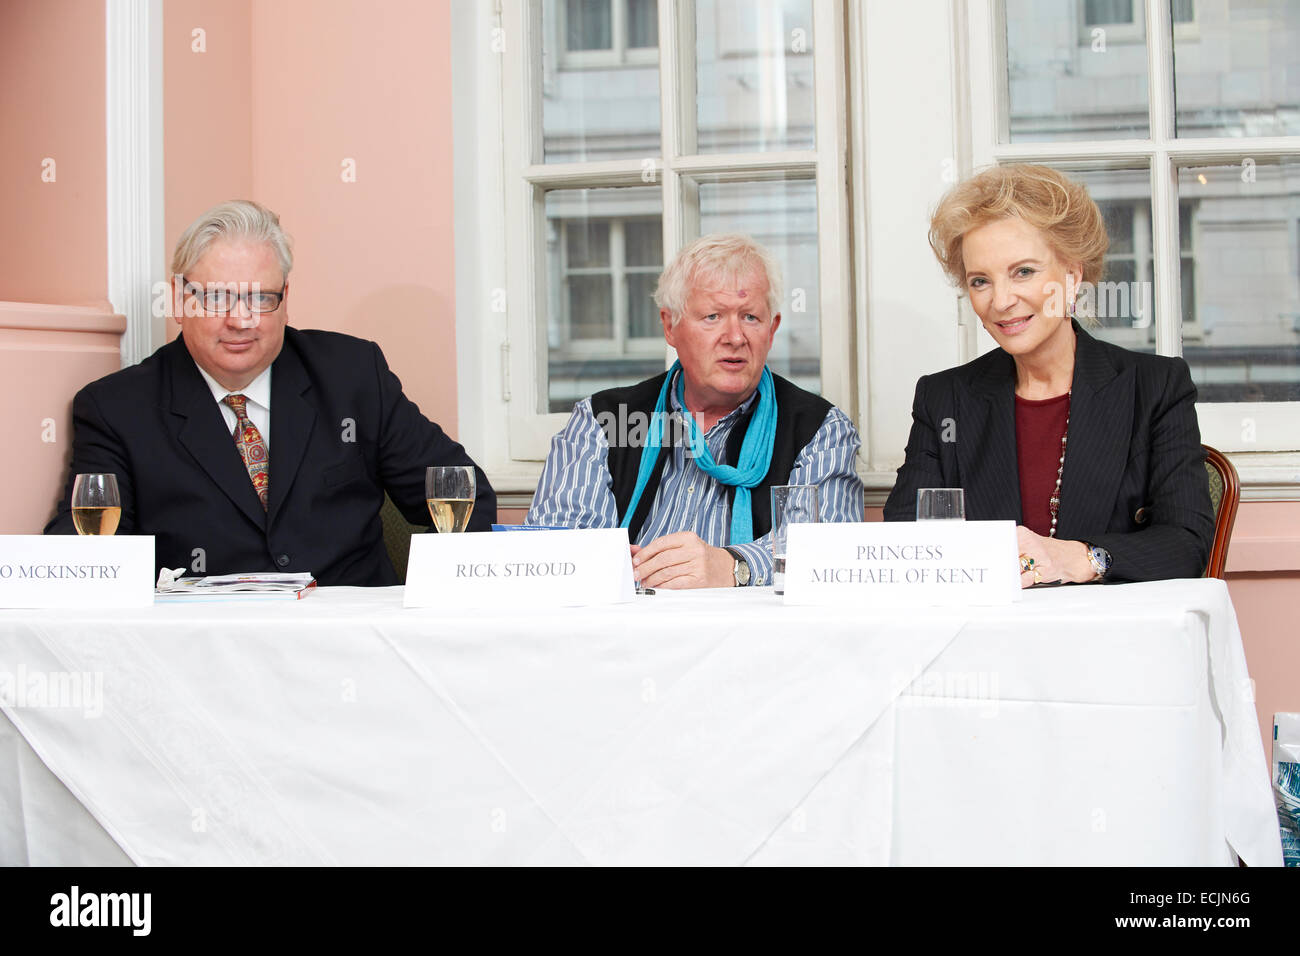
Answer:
[{"left": 106, "top": 0, "right": 165, "bottom": 367}]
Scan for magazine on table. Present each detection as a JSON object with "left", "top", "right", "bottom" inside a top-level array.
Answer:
[{"left": 155, "top": 568, "right": 317, "bottom": 601}]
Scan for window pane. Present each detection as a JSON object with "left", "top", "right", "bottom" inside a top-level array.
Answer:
[
  {"left": 543, "top": 1, "right": 660, "bottom": 162},
  {"left": 566, "top": 220, "right": 611, "bottom": 267},
  {"left": 627, "top": 272, "right": 661, "bottom": 337},
  {"left": 1003, "top": 0, "right": 1150, "bottom": 142},
  {"left": 567, "top": 275, "right": 614, "bottom": 338},
  {"left": 696, "top": 0, "right": 815, "bottom": 154},
  {"left": 566, "top": 0, "right": 612, "bottom": 51},
  {"left": 624, "top": 219, "right": 661, "bottom": 267},
  {"left": 545, "top": 187, "right": 664, "bottom": 413},
  {"left": 697, "top": 177, "right": 819, "bottom": 392},
  {"left": 1076, "top": 168, "right": 1156, "bottom": 348},
  {"left": 1084, "top": 0, "right": 1134, "bottom": 26},
  {"left": 627, "top": 0, "right": 658, "bottom": 48},
  {"left": 1174, "top": 0, "right": 1300, "bottom": 138},
  {"left": 1179, "top": 160, "right": 1300, "bottom": 403}
]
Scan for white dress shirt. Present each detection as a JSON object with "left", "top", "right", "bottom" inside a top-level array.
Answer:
[{"left": 195, "top": 365, "right": 273, "bottom": 450}]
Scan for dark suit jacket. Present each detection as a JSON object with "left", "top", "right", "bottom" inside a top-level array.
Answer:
[
  {"left": 883, "top": 323, "right": 1214, "bottom": 582},
  {"left": 45, "top": 328, "right": 496, "bottom": 586}
]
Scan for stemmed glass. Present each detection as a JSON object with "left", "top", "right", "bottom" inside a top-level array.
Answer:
[
  {"left": 71, "top": 473, "right": 121, "bottom": 535},
  {"left": 425, "top": 466, "right": 476, "bottom": 533}
]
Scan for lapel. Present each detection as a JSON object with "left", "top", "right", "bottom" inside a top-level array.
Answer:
[
  {"left": 954, "top": 348, "right": 1022, "bottom": 522},
  {"left": 1056, "top": 323, "right": 1134, "bottom": 540},
  {"left": 166, "top": 336, "right": 267, "bottom": 529},
  {"left": 266, "top": 334, "right": 317, "bottom": 530}
]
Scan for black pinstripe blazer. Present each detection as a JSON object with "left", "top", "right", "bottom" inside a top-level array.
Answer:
[{"left": 883, "top": 323, "right": 1215, "bottom": 582}]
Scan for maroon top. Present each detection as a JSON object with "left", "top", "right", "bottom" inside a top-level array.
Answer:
[{"left": 1015, "top": 392, "right": 1071, "bottom": 537}]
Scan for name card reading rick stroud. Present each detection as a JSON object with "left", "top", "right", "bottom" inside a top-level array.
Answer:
[
  {"left": 404, "top": 528, "right": 636, "bottom": 610},
  {"left": 0, "top": 535, "right": 155, "bottom": 608},
  {"left": 783, "top": 521, "right": 1020, "bottom": 607}
]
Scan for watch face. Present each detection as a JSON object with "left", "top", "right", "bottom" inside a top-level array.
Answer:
[
  {"left": 726, "top": 548, "right": 751, "bottom": 586},
  {"left": 734, "top": 559, "right": 750, "bottom": 586}
]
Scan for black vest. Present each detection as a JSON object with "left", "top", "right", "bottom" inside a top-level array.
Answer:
[{"left": 591, "top": 371, "right": 834, "bottom": 542}]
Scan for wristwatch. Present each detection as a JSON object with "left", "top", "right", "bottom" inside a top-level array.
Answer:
[
  {"left": 1084, "top": 543, "right": 1112, "bottom": 581},
  {"left": 724, "top": 547, "right": 751, "bottom": 587}
]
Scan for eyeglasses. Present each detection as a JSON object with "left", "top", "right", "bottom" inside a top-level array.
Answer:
[{"left": 181, "top": 278, "right": 285, "bottom": 314}]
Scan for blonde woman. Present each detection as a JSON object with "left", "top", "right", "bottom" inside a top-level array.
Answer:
[{"left": 884, "top": 164, "right": 1214, "bottom": 585}]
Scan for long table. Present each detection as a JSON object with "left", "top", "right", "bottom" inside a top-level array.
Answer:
[{"left": 0, "top": 579, "right": 1282, "bottom": 866}]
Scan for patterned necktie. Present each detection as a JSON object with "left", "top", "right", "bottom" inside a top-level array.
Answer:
[{"left": 222, "top": 393, "right": 269, "bottom": 510}]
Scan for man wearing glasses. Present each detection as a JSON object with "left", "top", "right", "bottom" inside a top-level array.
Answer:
[{"left": 45, "top": 199, "right": 495, "bottom": 585}]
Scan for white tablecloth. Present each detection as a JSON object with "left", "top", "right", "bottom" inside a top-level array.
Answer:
[{"left": 0, "top": 579, "right": 1282, "bottom": 866}]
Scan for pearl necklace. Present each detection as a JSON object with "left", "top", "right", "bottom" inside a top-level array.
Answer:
[{"left": 1048, "top": 389, "right": 1071, "bottom": 537}]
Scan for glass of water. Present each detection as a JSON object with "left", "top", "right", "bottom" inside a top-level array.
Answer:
[
  {"left": 771, "top": 484, "right": 820, "bottom": 595},
  {"left": 916, "top": 488, "right": 965, "bottom": 521}
]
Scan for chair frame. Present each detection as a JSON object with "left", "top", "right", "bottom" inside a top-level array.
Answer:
[{"left": 1202, "top": 444, "right": 1240, "bottom": 579}]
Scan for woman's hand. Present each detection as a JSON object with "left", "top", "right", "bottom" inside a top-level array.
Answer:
[{"left": 1016, "top": 525, "right": 1096, "bottom": 588}]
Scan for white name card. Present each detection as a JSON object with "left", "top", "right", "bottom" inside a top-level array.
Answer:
[
  {"left": 783, "top": 521, "right": 1021, "bottom": 607},
  {"left": 403, "top": 528, "right": 636, "bottom": 610},
  {"left": 0, "top": 535, "right": 155, "bottom": 608}
]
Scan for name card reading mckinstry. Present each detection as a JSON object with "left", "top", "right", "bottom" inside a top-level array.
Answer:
[
  {"left": 0, "top": 535, "right": 155, "bottom": 608},
  {"left": 783, "top": 521, "right": 1021, "bottom": 607},
  {"left": 403, "top": 528, "right": 636, "bottom": 609}
]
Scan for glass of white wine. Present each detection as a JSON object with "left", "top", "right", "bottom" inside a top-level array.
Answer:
[
  {"left": 426, "top": 466, "right": 475, "bottom": 533},
  {"left": 72, "top": 473, "right": 121, "bottom": 535}
]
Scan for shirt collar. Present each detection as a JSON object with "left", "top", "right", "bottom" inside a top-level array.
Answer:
[
  {"left": 196, "top": 363, "right": 273, "bottom": 412},
  {"left": 667, "top": 368, "right": 761, "bottom": 432}
]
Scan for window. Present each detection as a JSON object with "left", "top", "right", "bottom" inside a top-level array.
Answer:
[
  {"left": 454, "top": 1, "right": 1299, "bottom": 502},
  {"left": 548, "top": 205, "right": 665, "bottom": 411},
  {"left": 558, "top": 0, "right": 658, "bottom": 65},
  {"left": 497, "top": 0, "right": 851, "bottom": 464},
  {"left": 975, "top": 0, "right": 1300, "bottom": 462}
]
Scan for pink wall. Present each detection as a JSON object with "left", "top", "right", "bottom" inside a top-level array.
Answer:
[
  {"left": 163, "top": 0, "right": 254, "bottom": 319},
  {"left": 0, "top": 304, "right": 125, "bottom": 532},
  {"left": 163, "top": 0, "right": 460, "bottom": 433},
  {"left": 0, "top": 0, "right": 108, "bottom": 307},
  {"left": 1223, "top": 501, "right": 1300, "bottom": 757}
]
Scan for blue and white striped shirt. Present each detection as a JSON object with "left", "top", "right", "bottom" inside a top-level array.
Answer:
[{"left": 527, "top": 374, "right": 864, "bottom": 585}]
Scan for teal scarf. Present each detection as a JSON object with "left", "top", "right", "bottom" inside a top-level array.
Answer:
[{"left": 618, "top": 361, "right": 778, "bottom": 544}]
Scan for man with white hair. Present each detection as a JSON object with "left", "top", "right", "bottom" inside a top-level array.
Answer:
[
  {"left": 45, "top": 199, "right": 495, "bottom": 585},
  {"left": 528, "top": 233, "right": 863, "bottom": 589}
]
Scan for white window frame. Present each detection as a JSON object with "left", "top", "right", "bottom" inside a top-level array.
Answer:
[
  {"left": 967, "top": 0, "right": 1300, "bottom": 498},
  {"left": 461, "top": 0, "right": 851, "bottom": 501}
]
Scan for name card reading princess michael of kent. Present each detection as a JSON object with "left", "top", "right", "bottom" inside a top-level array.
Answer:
[
  {"left": 403, "top": 528, "right": 636, "bottom": 609},
  {"left": 0, "top": 535, "right": 155, "bottom": 608},
  {"left": 783, "top": 521, "right": 1021, "bottom": 607}
]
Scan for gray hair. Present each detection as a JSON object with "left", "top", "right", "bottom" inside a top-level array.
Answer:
[
  {"left": 653, "top": 233, "right": 783, "bottom": 325},
  {"left": 170, "top": 199, "right": 294, "bottom": 278}
]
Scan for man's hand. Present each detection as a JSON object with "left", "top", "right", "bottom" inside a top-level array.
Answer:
[
  {"left": 1016, "top": 525, "right": 1094, "bottom": 588},
  {"left": 630, "top": 531, "right": 735, "bottom": 589}
]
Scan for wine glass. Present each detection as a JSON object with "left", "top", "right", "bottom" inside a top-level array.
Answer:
[
  {"left": 916, "top": 488, "right": 965, "bottom": 521},
  {"left": 425, "top": 466, "right": 476, "bottom": 533},
  {"left": 71, "top": 473, "right": 121, "bottom": 535}
]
